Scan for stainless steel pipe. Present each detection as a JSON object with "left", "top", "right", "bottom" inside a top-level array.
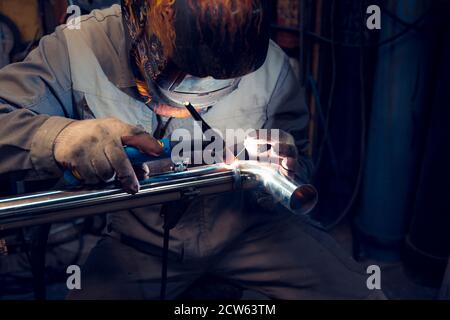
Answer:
[
  {"left": 238, "top": 162, "right": 318, "bottom": 214},
  {"left": 0, "top": 161, "right": 317, "bottom": 231}
]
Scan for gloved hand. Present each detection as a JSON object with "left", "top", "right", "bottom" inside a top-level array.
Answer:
[
  {"left": 244, "top": 129, "right": 298, "bottom": 175},
  {"left": 53, "top": 118, "right": 163, "bottom": 194},
  {"left": 244, "top": 129, "right": 299, "bottom": 210}
]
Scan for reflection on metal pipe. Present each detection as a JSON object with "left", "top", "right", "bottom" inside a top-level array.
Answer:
[
  {"left": 0, "top": 161, "right": 317, "bottom": 231},
  {"left": 238, "top": 162, "right": 318, "bottom": 214}
]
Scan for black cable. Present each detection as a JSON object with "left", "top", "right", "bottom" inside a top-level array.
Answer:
[
  {"left": 127, "top": 212, "right": 170, "bottom": 301},
  {"left": 323, "top": 1, "right": 368, "bottom": 231},
  {"left": 299, "top": 0, "right": 305, "bottom": 86},
  {"left": 1, "top": 220, "right": 89, "bottom": 297},
  {"left": 159, "top": 202, "right": 189, "bottom": 301},
  {"left": 129, "top": 205, "right": 186, "bottom": 301},
  {"left": 314, "top": 0, "right": 336, "bottom": 171},
  {"left": 312, "top": 2, "right": 431, "bottom": 230},
  {"left": 296, "top": 8, "right": 430, "bottom": 48},
  {"left": 160, "top": 222, "right": 170, "bottom": 301},
  {"left": 68, "top": 222, "right": 85, "bottom": 267},
  {"left": 308, "top": 76, "right": 339, "bottom": 176},
  {"left": 312, "top": 2, "right": 429, "bottom": 227},
  {"left": 29, "top": 224, "right": 51, "bottom": 300}
]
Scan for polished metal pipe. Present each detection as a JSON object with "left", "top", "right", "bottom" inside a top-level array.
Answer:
[
  {"left": 0, "top": 162, "right": 317, "bottom": 231},
  {"left": 239, "top": 162, "right": 318, "bottom": 215}
]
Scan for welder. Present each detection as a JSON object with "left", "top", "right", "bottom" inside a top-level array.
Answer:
[{"left": 0, "top": 1, "right": 384, "bottom": 299}]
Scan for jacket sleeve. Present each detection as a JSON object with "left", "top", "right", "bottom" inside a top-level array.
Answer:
[
  {"left": 0, "top": 27, "right": 77, "bottom": 180},
  {"left": 263, "top": 56, "right": 313, "bottom": 183}
]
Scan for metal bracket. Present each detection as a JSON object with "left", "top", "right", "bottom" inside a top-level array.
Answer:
[{"left": 172, "top": 158, "right": 190, "bottom": 173}]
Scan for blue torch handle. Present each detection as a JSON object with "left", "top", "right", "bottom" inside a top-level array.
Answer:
[
  {"left": 64, "top": 138, "right": 172, "bottom": 186},
  {"left": 124, "top": 138, "right": 172, "bottom": 164}
]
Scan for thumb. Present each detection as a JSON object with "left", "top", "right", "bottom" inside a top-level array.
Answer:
[{"left": 121, "top": 134, "right": 163, "bottom": 157}]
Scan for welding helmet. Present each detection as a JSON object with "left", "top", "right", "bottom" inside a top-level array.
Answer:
[{"left": 121, "top": 0, "right": 270, "bottom": 114}]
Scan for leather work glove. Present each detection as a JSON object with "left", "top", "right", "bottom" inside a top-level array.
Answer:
[
  {"left": 53, "top": 118, "right": 163, "bottom": 194},
  {"left": 244, "top": 129, "right": 299, "bottom": 210},
  {"left": 244, "top": 129, "right": 299, "bottom": 175}
]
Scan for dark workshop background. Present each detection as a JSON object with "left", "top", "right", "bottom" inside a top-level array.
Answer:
[{"left": 0, "top": 0, "right": 449, "bottom": 299}]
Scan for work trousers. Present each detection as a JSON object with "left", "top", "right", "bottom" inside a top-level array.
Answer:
[{"left": 67, "top": 192, "right": 386, "bottom": 300}]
